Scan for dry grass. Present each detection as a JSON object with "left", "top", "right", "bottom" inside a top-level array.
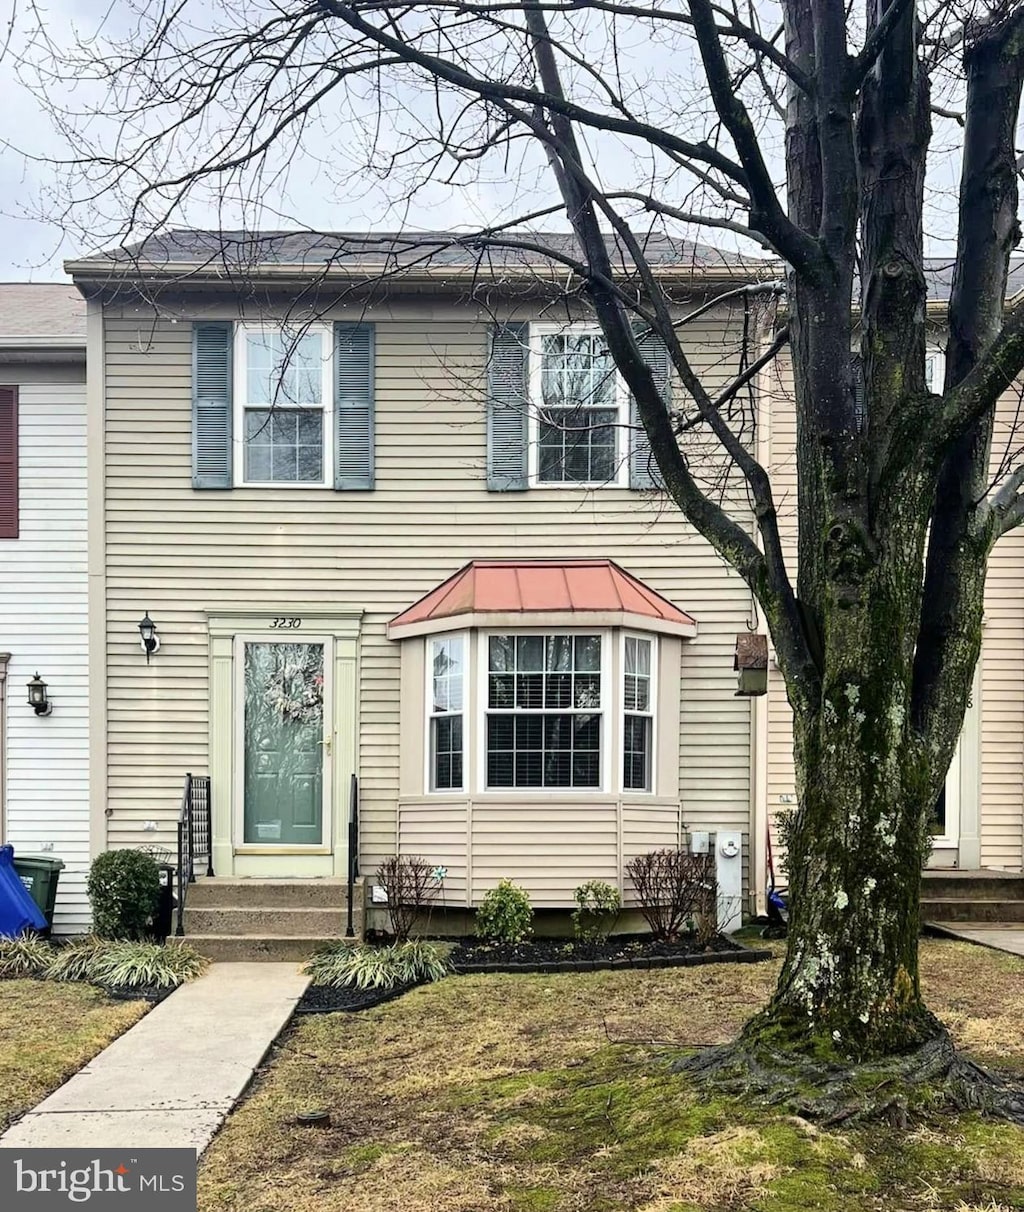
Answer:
[
  {"left": 198, "top": 939, "right": 1024, "bottom": 1212},
  {"left": 0, "top": 979, "right": 147, "bottom": 1132}
]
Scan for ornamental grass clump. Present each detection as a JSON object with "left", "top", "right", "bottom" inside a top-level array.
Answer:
[
  {"left": 475, "top": 879, "right": 534, "bottom": 944},
  {"left": 48, "top": 937, "right": 207, "bottom": 989},
  {"left": 304, "top": 939, "right": 450, "bottom": 990},
  {"left": 85, "top": 941, "right": 208, "bottom": 989},
  {"left": 0, "top": 932, "right": 53, "bottom": 978}
]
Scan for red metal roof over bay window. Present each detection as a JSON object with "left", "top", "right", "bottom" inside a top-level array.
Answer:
[{"left": 388, "top": 559, "right": 697, "bottom": 639}]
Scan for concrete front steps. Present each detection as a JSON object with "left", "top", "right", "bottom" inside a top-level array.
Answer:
[
  {"left": 922, "top": 869, "right": 1024, "bottom": 925},
  {"left": 172, "top": 877, "right": 360, "bottom": 961}
]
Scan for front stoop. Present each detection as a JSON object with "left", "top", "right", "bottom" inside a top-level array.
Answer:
[
  {"left": 171, "top": 877, "right": 361, "bottom": 962},
  {"left": 922, "top": 870, "right": 1024, "bottom": 925}
]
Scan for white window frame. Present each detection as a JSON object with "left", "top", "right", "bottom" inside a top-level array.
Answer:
[
  {"left": 425, "top": 632, "right": 467, "bottom": 795},
  {"left": 528, "top": 322, "right": 629, "bottom": 488},
  {"left": 233, "top": 322, "right": 334, "bottom": 488},
  {"left": 476, "top": 629, "right": 613, "bottom": 794},
  {"left": 925, "top": 347, "right": 945, "bottom": 394},
  {"left": 621, "top": 632, "right": 657, "bottom": 794}
]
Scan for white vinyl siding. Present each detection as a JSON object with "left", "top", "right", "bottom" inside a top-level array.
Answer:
[{"left": 0, "top": 366, "right": 89, "bottom": 932}]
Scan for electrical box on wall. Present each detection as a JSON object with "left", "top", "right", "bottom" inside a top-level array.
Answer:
[{"left": 689, "top": 830, "right": 710, "bottom": 855}]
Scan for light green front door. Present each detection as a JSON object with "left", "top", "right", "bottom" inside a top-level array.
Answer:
[{"left": 242, "top": 640, "right": 328, "bottom": 846}]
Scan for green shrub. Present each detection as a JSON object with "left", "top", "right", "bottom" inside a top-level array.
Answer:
[
  {"left": 304, "top": 940, "right": 450, "bottom": 990},
  {"left": 475, "top": 879, "right": 533, "bottom": 944},
  {"left": 87, "top": 849, "right": 161, "bottom": 940},
  {"left": 571, "top": 880, "right": 621, "bottom": 941},
  {"left": 0, "top": 932, "right": 53, "bottom": 978}
]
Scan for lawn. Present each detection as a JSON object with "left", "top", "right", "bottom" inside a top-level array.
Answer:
[
  {"left": 199, "top": 939, "right": 1024, "bottom": 1212},
  {"left": 0, "top": 980, "right": 147, "bottom": 1133}
]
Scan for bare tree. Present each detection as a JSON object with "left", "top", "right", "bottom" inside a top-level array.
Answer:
[{"left": 17, "top": 0, "right": 1024, "bottom": 1115}]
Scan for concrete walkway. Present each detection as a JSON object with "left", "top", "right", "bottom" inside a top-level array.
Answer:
[
  {"left": 0, "top": 963, "right": 308, "bottom": 1153},
  {"left": 928, "top": 921, "right": 1024, "bottom": 957}
]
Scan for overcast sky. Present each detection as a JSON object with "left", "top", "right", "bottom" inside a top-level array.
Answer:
[{"left": 0, "top": 0, "right": 991, "bottom": 282}]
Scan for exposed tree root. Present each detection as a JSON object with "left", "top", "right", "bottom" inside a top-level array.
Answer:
[{"left": 675, "top": 1026, "right": 1024, "bottom": 1127}]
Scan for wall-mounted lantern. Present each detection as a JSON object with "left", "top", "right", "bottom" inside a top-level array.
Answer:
[
  {"left": 138, "top": 612, "right": 161, "bottom": 663},
  {"left": 26, "top": 672, "right": 52, "bottom": 716},
  {"left": 734, "top": 633, "right": 768, "bottom": 697}
]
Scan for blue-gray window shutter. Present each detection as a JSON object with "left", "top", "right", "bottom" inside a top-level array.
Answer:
[
  {"left": 192, "top": 322, "right": 233, "bottom": 490},
  {"left": 335, "top": 322, "right": 375, "bottom": 490},
  {"left": 487, "top": 323, "right": 529, "bottom": 491},
  {"left": 630, "top": 327, "right": 670, "bottom": 490}
]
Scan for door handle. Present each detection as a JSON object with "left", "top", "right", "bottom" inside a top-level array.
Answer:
[{"left": 318, "top": 737, "right": 332, "bottom": 755}]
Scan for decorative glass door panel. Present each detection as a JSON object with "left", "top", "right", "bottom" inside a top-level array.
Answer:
[{"left": 242, "top": 641, "right": 328, "bottom": 845}]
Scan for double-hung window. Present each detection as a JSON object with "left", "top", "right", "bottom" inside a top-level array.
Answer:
[
  {"left": 623, "top": 635, "right": 654, "bottom": 791},
  {"left": 531, "top": 325, "right": 627, "bottom": 486},
  {"left": 235, "top": 326, "right": 333, "bottom": 486},
  {"left": 429, "top": 635, "right": 465, "bottom": 791},
  {"left": 486, "top": 634, "right": 603, "bottom": 788}
]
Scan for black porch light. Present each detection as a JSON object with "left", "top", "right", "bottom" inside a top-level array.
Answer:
[
  {"left": 138, "top": 611, "right": 161, "bottom": 662},
  {"left": 27, "top": 672, "right": 52, "bottom": 716}
]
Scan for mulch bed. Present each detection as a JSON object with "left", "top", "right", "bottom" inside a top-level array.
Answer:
[
  {"left": 448, "top": 932, "right": 772, "bottom": 973},
  {"left": 296, "top": 981, "right": 419, "bottom": 1016},
  {"left": 295, "top": 934, "right": 772, "bottom": 1014}
]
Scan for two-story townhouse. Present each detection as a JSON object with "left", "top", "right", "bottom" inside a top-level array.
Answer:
[
  {"left": 0, "top": 284, "right": 90, "bottom": 932},
  {"left": 755, "top": 259, "right": 1024, "bottom": 916},
  {"left": 66, "top": 231, "right": 768, "bottom": 955}
]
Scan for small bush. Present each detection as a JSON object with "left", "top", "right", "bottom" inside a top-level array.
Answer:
[
  {"left": 87, "top": 849, "right": 161, "bottom": 940},
  {"left": 304, "top": 940, "right": 450, "bottom": 990},
  {"left": 475, "top": 879, "right": 533, "bottom": 944},
  {"left": 571, "top": 880, "right": 621, "bottom": 941},
  {"left": 0, "top": 932, "right": 52, "bottom": 978},
  {"left": 375, "top": 856, "right": 445, "bottom": 942},
  {"left": 625, "top": 848, "right": 717, "bottom": 942}
]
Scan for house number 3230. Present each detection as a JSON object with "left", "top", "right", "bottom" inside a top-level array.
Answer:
[{"left": 270, "top": 617, "right": 302, "bottom": 629}]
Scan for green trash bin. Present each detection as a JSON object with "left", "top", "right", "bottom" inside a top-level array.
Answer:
[{"left": 12, "top": 855, "right": 65, "bottom": 933}]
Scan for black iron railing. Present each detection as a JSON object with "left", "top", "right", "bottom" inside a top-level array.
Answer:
[
  {"left": 176, "top": 772, "right": 213, "bottom": 936},
  {"left": 345, "top": 773, "right": 360, "bottom": 938}
]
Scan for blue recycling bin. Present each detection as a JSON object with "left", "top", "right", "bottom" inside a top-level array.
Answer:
[{"left": 0, "top": 845, "right": 47, "bottom": 936}]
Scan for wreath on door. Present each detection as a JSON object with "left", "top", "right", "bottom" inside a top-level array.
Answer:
[{"left": 262, "top": 651, "right": 324, "bottom": 725}]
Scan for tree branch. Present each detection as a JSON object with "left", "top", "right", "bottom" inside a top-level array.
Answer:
[
  {"left": 846, "top": 0, "right": 916, "bottom": 95},
  {"left": 686, "top": 0, "right": 827, "bottom": 281}
]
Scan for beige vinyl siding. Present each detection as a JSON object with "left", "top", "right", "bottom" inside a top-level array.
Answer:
[
  {"left": 0, "top": 363, "right": 90, "bottom": 932},
  {"left": 764, "top": 344, "right": 1024, "bottom": 874},
  {"left": 102, "top": 298, "right": 757, "bottom": 885}
]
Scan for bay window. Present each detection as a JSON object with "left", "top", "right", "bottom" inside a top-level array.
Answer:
[{"left": 422, "top": 628, "right": 661, "bottom": 795}]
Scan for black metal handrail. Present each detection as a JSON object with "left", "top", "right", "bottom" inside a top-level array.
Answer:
[
  {"left": 345, "top": 773, "right": 359, "bottom": 938},
  {"left": 176, "top": 772, "right": 213, "bottom": 936}
]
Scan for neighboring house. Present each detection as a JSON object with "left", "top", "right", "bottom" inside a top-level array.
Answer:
[
  {"left": 65, "top": 231, "right": 766, "bottom": 950},
  {"left": 757, "top": 259, "right": 1024, "bottom": 908},
  {"left": 0, "top": 284, "right": 90, "bottom": 932}
]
